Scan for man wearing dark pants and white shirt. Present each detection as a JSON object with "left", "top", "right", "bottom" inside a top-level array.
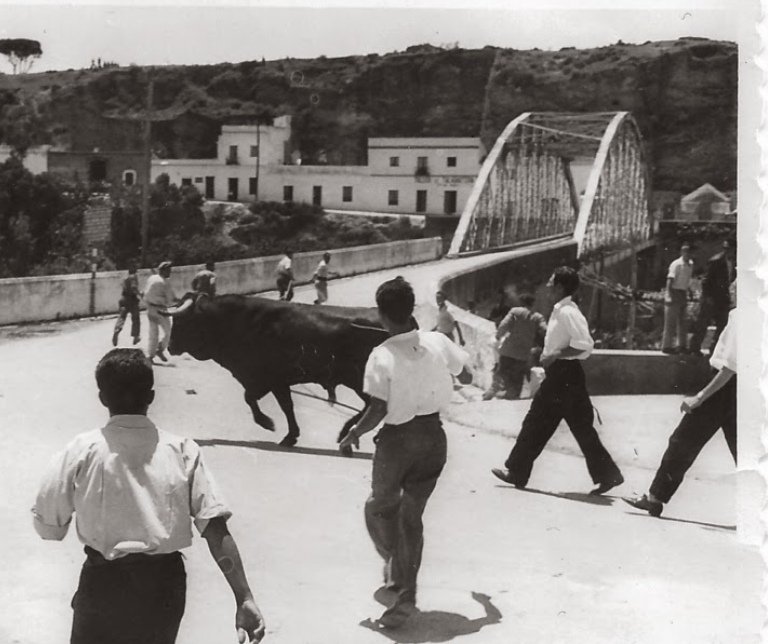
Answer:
[
  {"left": 492, "top": 266, "right": 624, "bottom": 495},
  {"left": 623, "top": 307, "right": 737, "bottom": 517},
  {"left": 339, "top": 277, "right": 468, "bottom": 629},
  {"left": 144, "top": 261, "right": 177, "bottom": 364},
  {"left": 661, "top": 242, "right": 694, "bottom": 354}
]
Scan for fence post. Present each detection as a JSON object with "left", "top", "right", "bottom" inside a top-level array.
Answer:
[{"left": 89, "top": 247, "right": 97, "bottom": 317}]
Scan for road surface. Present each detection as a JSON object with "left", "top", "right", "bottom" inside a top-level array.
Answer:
[{"left": 0, "top": 269, "right": 760, "bottom": 644}]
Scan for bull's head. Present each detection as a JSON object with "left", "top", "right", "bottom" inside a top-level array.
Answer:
[{"left": 162, "top": 292, "right": 217, "bottom": 361}]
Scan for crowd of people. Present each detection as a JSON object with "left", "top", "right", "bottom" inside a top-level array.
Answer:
[{"left": 33, "top": 244, "right": 738, "bottom": 641}]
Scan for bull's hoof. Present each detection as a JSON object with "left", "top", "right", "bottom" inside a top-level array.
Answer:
[
  {"left": 340, "top": 445, "right": 354, "bottom": 458},
  {"left": 255, "top": 416, "right": 276, "bottom": 432},
  {"left": 278, "top": 435, "right": 298, "bottom": 447}
]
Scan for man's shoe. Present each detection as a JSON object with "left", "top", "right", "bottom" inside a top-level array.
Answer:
[
  {"left": 589, "top": 474, "right": 624, "bottom": 496},
  {"left": 111, "top": 332, "right": 119, "bottom": 347},
  {"left": 491, "top": 468, "right": 525, "bottom": 489},
  {"left": 622, "top": 494, "right": 663, "bottom": 517},
  {"left": 378, "top": 597, "right": 415, "bottom": 629},
  {"left": 156, "top": 349, "right": 169, "bottom": 362}
]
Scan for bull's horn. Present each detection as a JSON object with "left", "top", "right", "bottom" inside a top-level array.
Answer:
[{"left": 165, "top": 298, "right": 195, "bottom": 316}]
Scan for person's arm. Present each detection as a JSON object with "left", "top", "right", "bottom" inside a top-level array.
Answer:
[
  {"left": 681, "top": 367, "right": 735, "bottom": 413},
  {"left": 496, "top": 309, "right": 514, "bottom": 340},
  {"left": 338, "top": 397, "right": 388, "bottom": 451},
  {"left": 541, "top": 309, "right": 592, "bottom": 368},
  {"left": 454, "top": 320, "right": 465, "bottom": 345},
  {"left": 541, "top": 346, "right": 584, "bottom": 369},
  {"left": 202, "top": 518, "right": 266, "bottom": 643}
]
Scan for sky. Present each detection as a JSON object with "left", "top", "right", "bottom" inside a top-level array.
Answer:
[{"left": 0, "top": 0, "right": 749, "bottom": 74}]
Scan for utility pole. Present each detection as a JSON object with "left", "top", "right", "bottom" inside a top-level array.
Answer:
[
  {"left": 254, "top": 119, "right": 260, "bottom": 202},
  {"left": 140, "top": 72, "right": 154, "bottom": 267}
]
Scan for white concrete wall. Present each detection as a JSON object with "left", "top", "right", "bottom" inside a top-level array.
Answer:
[{"left": 0, "top": 237, "right": 442, "bottom": 326}]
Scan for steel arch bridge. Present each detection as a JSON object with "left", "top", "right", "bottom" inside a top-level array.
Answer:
[{"left": 448, "top": 112, "right": 652, "bottom": 258}]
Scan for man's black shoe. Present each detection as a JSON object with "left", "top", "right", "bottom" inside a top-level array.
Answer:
[
  {"left": 491, "top": 468, "right": 525, "bottom": 489},
  {"left": 156, "top": 349, "right": 169, "bottom": 362},
  {"left": 622, "top": 494, "right": 663, "bottom": 517},
  {"left": 589, "top": 474, "right": 624, "bottom": 496}
]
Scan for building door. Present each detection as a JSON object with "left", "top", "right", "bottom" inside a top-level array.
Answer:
[
  {"left": 228, "top": 178, "right": 239, "bottom": 201},
  {"left": 416, "top": 190, "right": 427, "bottom": 213},
  {"left": 443, "top": 190, "right": 457, "bottom": 214},
  {"left": 313, "top": 185, "right": 322, "bottom": 206},
  {"left": 89, "top": 158, "right": 107, "bottom": 182},
  {"left": 205, "top": 176, "right": 215, "bottom": 199}
]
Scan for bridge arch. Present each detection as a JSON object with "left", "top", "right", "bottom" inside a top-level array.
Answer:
[{"left": 448, "top": 111, "right": 651, "bottom": 258}]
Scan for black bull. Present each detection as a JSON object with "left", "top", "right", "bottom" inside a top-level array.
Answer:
[{"left": 165, "top": 294, "right": 389, "bottom": 448}]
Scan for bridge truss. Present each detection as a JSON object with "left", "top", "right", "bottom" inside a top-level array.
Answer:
[{"left": 448, "top": 112, "right": 651, "bottom": 258}]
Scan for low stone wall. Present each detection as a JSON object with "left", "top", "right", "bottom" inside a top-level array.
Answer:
[{"left": 0, "top": 237, "right": 442, "bottom": 326}]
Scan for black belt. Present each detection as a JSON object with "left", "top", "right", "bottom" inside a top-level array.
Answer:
[{"left": 84, "top": 545, "right": 181, "bottom": 567}]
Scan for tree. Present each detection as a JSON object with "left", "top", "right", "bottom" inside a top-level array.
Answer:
[{"left": 0, "top": 39, "right": 42, "bottom": 74}]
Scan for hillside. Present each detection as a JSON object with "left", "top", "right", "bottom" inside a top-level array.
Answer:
[{"left": 0, "top": 38, "right": 737, "bottom": 192}]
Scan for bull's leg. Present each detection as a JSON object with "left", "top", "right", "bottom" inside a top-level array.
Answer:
[
  {"left": 337, "top": 391, "right": 370, "bottom": 457},
  {"left": 272, "top": 385, "right": 301, "bottom": 448},
  {"left": 244, "top": 390, "right": 275, "bottom": 432}
]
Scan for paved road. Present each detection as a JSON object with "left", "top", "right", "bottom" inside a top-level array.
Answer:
[{"left": 0, "top": 270, "right": 760, "bottom": 644}]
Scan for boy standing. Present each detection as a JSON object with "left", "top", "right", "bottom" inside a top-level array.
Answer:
[
  {"left": 313, "top": 252, "right": 339, "bottom": 304},
  {"left": 339, "top": 278, "right": 468, "bottom": 629},
  {"left": 112, "top": 263, "right": 141, "bottom": 346},
  {"left": 32, "top": 349, "right": 265, "bottom": 644},
  {"left": 275, "top": 250, "right": 294, "bottom": 301}
]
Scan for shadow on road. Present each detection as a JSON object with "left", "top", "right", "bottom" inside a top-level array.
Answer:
[
  {"left": 496, "top": 485, "right": 616, "bottom": 507},
  {"left": 195, "top": 438, "right": 373, "bottom": 460},
  {"left": 361, "top": 591, "right": 501, "bottom": 643},
  {"left": 624, "top": 510, "right": 735, "bottom": 532}
]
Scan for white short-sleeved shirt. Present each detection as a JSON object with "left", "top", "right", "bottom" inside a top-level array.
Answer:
[
  {"left": 667, "top": 256, "right": 694, "bottom": 290},
  {"left": 276, "top": 256, "right": 292, "bottom": 276},
  {"left": 542, "top": 296, "right": 594, "bottom": 361},
  {"left": 144, "top": 274, "right": 176, "bottom": 307},
  {"left": 32, "top": 415, "right": 231, "bottom": 560},
  {"left": 315, "top": 259, "right": 329, "bottom": 279},
  {"left": 363, "top": 330, "right": 468, "bottom": 426},
  {"left": 709, "top": 309, "right": 737, "bottom": 372}
]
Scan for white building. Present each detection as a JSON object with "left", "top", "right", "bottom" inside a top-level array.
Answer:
[{"left": 151, "top": 116, "right": 484, "bottom": 216}]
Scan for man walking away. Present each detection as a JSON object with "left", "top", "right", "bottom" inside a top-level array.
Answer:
[
  {"left": 661, "top": 242, "right": 694, "bottom": 354},
  {"left": 623, "top": 306, "right": 737, "bottom": 518},
  {"left": 688, "top": 239, "right": 735, "bottom": 355},
  {"left": 339, "top": 277, "right": 468, "bottom": 629},
  {"left": 483, "top": 293, "right": 547, "bottom": 400},
  {"left": 144, "top": 261, "right": 177, "bottom": 364},
  {"left": 492, "top": 266, "right": 624, "bottom": 495},
  {"left": 433, "top": 290, "right": 465, "bottom": 345},
  {"left": 313, "top": 252, "right": 339, "bottom": 305},
  {"left": 276, "top": 250, "right": 294, "bottom": 301},
  {"left": 192, "top": 261, "right": 217, "bottom": 297},
  {"left": 112, "top": 263, "right": 141, "bottom": 346}
]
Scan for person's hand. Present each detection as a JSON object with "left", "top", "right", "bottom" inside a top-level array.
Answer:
[
  {"left": 541, "top": 351, "right": 559, "bottom": 369},
  {"left": 339, "top": 428, "right": 360, "bottom": 452},
  {"left": 236, "top": 597, "right": 265, "bottom": 643},
  {"left": 680, "top": 394, "right": 703, "bottom": 414}
]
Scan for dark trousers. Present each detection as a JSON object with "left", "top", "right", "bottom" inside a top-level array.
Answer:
[
  {"left": 365, "top": 414, "right": 447, "bottom": 603},
  {"left": 649, "top": 376, "right": 737, "bottom": 503},
  {"left": 504, "top": 360, "right": 622, "bottom": 487},
  {"left": 276, "top": 275, "right": 294, "bottom": 301},
  {"left": 71, "top": 547, "right": 186, "bottom": 644},
  {"left": 113, "top": 298, "right": 140, "bottom": 340},
  {"left": 497, "top": 356, "right": 529, "bottom": 399},
  {"left": 689, "top": 296, "right": 729, "bottom": 353}
]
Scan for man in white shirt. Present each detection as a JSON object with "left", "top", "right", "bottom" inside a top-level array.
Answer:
[
  {"left": 275, "top": 250, "right": 294, "bottom": 301},
  {"left": 144, "top": 261, "right": 177, "bottom": 363},
  {"left": 339, "top": 277, "right": 468, "bottom": 629},
  {"left": 492, "top": 266, "right": 624, "bottom": 495},
  {"left": 313, "top": 251, "right": 338, "bottom": 304},
  {"left": 661, "top": 242, "right": 694, "bottom": 354},
  {"left": 624, "top": 307, "right": 737, "bottom": 517}
]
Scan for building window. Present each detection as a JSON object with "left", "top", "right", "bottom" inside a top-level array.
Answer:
[
  {"left": 415, "top": 156, "right": 429, "bottom": 177},
  {"left": 447, "top": 156, "right": 457, "bottom": 167},
  {"left": 181, "top": 177, "right": 192, "bottom": 186},
  {"left": 389, "top": 156, "right": 399, "bottom": 167},
  {"left": 443, "top": 190, "right": 457, "bottom": 215},
  {"left": 249, "top": 177, "right": 258, "bottom": 195},
  {"left": 205, "top": 176, "right": 215, "bottom": 199},
  {"left": 388, "top": 190, "right": 399, "bottom": 206},
  {"left": 227, "top": 145, "right": 239, "bottom": 165},
  {"left": 283, "top": 185, "right": 294, "bottom": 202},
  {"left": 89, "top": 158, "right": 107, "bottom": 182},
  {"left": 250, "top": 145, "right": 259, "bottom": 157},
  {"left": 122, "top": 169, "right": 136, "bottom": 186},
  {"left": 194, "top": 177, "right": 203, "bottom": 183},
  {"left": 416, "top": 190, "right": 427, "bottom": 213},
  {"left": 342, "top": 186, "right": 353, "bottom": 202},
  {"left": 313, "top": 186, "right": 322, "bottom": 206}
]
